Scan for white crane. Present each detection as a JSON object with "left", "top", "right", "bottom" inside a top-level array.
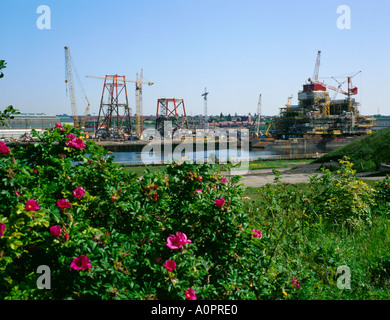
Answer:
[{"left": 256, "top": 94, "right": 262, "bottom": 135}]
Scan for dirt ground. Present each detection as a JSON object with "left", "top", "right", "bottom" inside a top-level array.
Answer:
[{"left": 225, "top": 162, "right": 386, "bottom": 188}]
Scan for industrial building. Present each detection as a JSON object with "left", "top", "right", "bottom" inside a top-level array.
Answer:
[{"left": 0, "top": 114, "right": 60, "bottom": 140}]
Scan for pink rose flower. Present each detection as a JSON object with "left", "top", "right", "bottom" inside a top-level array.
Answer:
[
  {"left": 195, "top": 189, "right": 202, "bottom": 193},
  {"left": 64, "top": 233, "right": 69, "bottom": 241},
  {"left": 251, "top": 229, "right": 262, "bottom": 238},
  {"left": 214, "top": 198, "right": 225, "bottom": 207},
  {"left": 25, "top": 199, "right": 39, "bottom": 211},
  {"left": 66, "top": 133, "right": 77, "bottom": 140},
  {"left": 166, "top": 232, "right": 192, "bottom": 250},
  {"left": 0, "top": 223, "right": 6, "bottom": 237},
  {"left": 185, "top": 288, "right": 197, "bottom": 300},
  {"left": 50, "top": 225, "right": 62, "bottom": 237},
  {"left": 220, "top": 177, "right": 227, "bottom": 183},
  {"left": 54, "top": 123, "right": 64, "bottom": 131},
  {"left": 71, "top": 138, "right": 86, "bottom": 150},
  {"left": 14, "top": 190, "right": 21, "bottom": 197},
  {"left": 57, "top": 198, "right": 72, "bottom": 209},
  {"left": 70, "top": 255, "right": 91, "bottom": 271},
  {"left": 0, "top": 141, "right": 11, "bottom": 154},
  {"left": 292, "top": 277, "right": 302, "bottom": 289},
  {"left": 163, "top": 260, "right": 177, "bottom": 272},
  {"left": 65, "top": 134, "right": 86, "bottom": 150},
  {"left": 73, "top": 187, "right": 85, "bottom": 198}
]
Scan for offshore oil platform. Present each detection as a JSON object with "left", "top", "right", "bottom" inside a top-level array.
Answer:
[{"left": 268, "top": 51, "right": 376, "bottom": 148}]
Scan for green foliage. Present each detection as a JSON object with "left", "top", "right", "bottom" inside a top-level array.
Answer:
[
  {"left": 0, "top": 60, "right": 20, "bottom": 126},
  {"left": 244, "top": 161, "right": 390, "bottom": 300},
  {"left": 375, "top": 175, "right": 390, "bottom": 215},
  {"left": 308, "top": 157, "right": 376, "bottom": 229},
  {"left": 0, "top": 125, "right": 268, "bottom": 300},
  {"left": 0, "top": 126, "right": 389, "bottom": 300},
  {"left": 0, "top": 60, "right": 6, "bottom": 78},
  {"left": 316, "top": 128, "right": 390, "bottom": 172}
]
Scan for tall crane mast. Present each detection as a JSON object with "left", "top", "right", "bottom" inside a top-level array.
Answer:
[
  {"left": 201, "top": 87, "right": 209, "bottom": 130},
  {"left": 64, "top": 46, "right": 90, "bottom": 129},
  {"left": 64, "top": 46, "right": 79, "bottom": 127},
  {"left": 313, "top": 50, "right": 321, "bottom": 82},
  {"left": 135, "top": 69, "right": 145, "bottom": 139},
  {"left": 256, "top": 94, "right": 261, "bottom": 135}
]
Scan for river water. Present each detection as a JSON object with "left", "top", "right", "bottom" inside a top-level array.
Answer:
[{"left": 111, "top": 142, "right": 335, "bottom": 165}]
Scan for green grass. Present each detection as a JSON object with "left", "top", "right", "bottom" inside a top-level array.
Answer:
[
  {"left": 240, "top": 181, "right": 390, "bottom": 299},
  {"left": 245, "top": 159, "right": 310, "bottom": 170},
  {"left": 316, "top": 128, "right": 390, "bottom": 172},
  {"left": 123, "top": 165, "right": 168, "bottom": 176},
  {"left": 123, "top": 159, "right": 312, "bottom": 176}
]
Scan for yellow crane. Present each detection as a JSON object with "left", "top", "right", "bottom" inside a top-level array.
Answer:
[
  {"left": 86, "top": 72, "right": 153, "bottom": 139},
  {"left": 64, "top": 46, "right": 90, "bottom": 129},
  {"left": 264, "top": 121, "right": 272, "bottom": 137},
  {"left": 285, "top": 94, "right": 293, "bottom": 109}
]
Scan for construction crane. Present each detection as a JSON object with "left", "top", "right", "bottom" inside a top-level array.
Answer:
[
  {"left": 135, "top": 69, "right": 146, "bottom": 139},
  {"left": 255, "top": 94, "right": 262, "bottom": 136},
  {"left": 310, "top": 71, "right": 361, "bottom": 98},
  {"left": 264, "top": 122, "right": 272, "bottom": 137},
  {"left": 313, "top": 50, "right": 321, "bottom": 82},
  {"left": 331, "top": 77, "right": 348, "bottom": 99},
  {"left": 201, "top": 87, "right": 209, "bottom": 130},
  {"left": 86, "top": 73, "right": 153, "bottom": 138},
  {"left": 64, "top": 46, "right": 90, "bottom": 128},
  {"left": 64, "top": 46, "right": 78, "bottom": 126},
  {"left": 308, "top": 50, "right": 361, "bottom": 99},
  {"left": 285, "top": 94, "right": 293, "bottom": 108}
]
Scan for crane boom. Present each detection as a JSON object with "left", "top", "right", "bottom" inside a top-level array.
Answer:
[
  {"left": 86, "top": 74, "right": 154, "bottom": 86},
  {"left": 64, "top": 46, "right": 78, "bottom": 127},
  {"left": 313, "top": 50, "right": 321, "bottom": 81}
]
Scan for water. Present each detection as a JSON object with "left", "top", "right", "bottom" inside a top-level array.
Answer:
[{"left": 111, "top": 143, "right": 331, "bottom": 165}]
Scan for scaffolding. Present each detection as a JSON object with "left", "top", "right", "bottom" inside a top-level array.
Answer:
[{"left": 274, "top": 85, "right": 376, "bottom": 139}]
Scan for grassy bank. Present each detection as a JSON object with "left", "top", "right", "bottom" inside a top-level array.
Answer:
[
  {"left": 123, "top": 158, "right": 311, "bottom": 176},
  {"left": 240, "top": 175, "right": 390, "bottom": 299},
  {"left": 316, "top": 128, "right": 390, "bottom": 172}
]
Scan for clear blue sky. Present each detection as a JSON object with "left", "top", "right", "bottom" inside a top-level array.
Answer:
[{"left": 1, "top": 0, "right": 389, "bottom": 116}]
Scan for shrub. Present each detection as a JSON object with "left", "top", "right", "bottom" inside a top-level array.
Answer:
[
  {"left": 307, "top": 157, "right": 376, "bottom": 229},
  {"left": 375, "top": 175, "right": 390, "bottom": 211},
  {"left": 0, "top": 124, "right": 273, "bottom": 300},
  {"left": 1, "top": 126, "right": 388, "bottom": 300}
]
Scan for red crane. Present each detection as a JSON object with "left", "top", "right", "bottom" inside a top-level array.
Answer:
[{"left": 308, "top": 50, "right": 361, "bottom": 98}]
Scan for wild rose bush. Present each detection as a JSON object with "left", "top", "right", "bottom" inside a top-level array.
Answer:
[
  {"left": 0, "top": 124, "right": 275, "bottom": 300},
  {"left": 2, "top": 126, "right": 387, "bottom": 300}
]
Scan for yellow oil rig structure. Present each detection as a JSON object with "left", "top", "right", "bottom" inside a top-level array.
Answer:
[{"left": 272, "top": 51, "right": 376, "bottom": 144}]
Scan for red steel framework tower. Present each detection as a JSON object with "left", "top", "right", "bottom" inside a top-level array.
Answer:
[
  {"left": 95, "top": 75, "right": 132, "bottom": 139},
  {"left": 155, "top": 98, "right": 189, "bottom": 136}
]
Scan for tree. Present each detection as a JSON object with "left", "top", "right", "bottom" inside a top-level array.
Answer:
[{"left": 0, "top": 60, "right": 20, "bottom": 126}]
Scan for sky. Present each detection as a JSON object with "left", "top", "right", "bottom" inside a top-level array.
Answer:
[{"left": 1, "top": 0, "right": 389, "bottom": 117}]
